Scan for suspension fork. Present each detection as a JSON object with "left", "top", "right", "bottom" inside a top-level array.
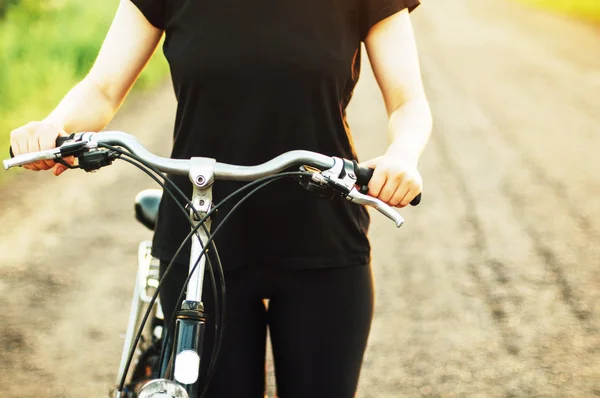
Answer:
[{"left": 168, "top": 158, "right": 216, "bottom": 396}]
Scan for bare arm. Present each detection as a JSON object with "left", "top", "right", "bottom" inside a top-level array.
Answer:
[
  {"left": 11, "top": 0, "right": 163, "bottom": 173},
  {"left": 363, "top": 8, "right": 433, "bottom": 207}
]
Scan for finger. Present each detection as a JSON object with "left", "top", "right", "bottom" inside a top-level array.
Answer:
[
  {"left": 10, "top": 129, "right": 23, "bottom": 157},
  {"left": 15, "top": 145, "right": 30, "bottom": 169},
  {"left": 368, "top": 169, "right": 387, "bottom": 198},
  {"left": 390, "top": 183, "right": 409, "bottom": 207},
  {"left": 26, "top": 133, "right": 47, "bottom": 171},
  {"left": 27, "top": 162, "right": 41, "bottom": 171},
  {"left": 38, "top": 128, "right": 58, "bottom": 169},
  {"left": 13, "top": 133, "right": 27, "bottom": 157},
  {"left": 379, "top": 173, "right": 400, "bottom": 204},
  {"left": 399, "top": 185, "right": 421, "bottom": 208},
  {"left": 14, "top": 135, "right": 39, "bottom": 171}
]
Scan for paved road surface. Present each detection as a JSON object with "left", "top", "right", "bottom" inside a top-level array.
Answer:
[{"left": 1, "top": 0, "right": 599, "bottom": 396}]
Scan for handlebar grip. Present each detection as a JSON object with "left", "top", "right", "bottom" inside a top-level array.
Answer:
[
  {"left": 410, "top": 192, "right": 422, "bottom": 206},
  {"left": 9, "top": 136, "right": 71, "bottom": 159},
  {"left": 353, "top": 161, "right": 422, "bottom": 206},
  {"left": 354, "top": 163, "right": 374, "bottom": 186}
]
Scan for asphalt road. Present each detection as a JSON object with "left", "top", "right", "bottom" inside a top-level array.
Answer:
[{"left": 1, "top": 0, "right": 599, "bottom": 396}]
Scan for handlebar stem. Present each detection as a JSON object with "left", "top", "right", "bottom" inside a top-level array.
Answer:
[{"left": 185, "top": 158, "right": 216, "bottom": 304}]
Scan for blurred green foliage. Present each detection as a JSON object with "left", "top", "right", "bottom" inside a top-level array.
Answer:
[
  {"left": 519, "top": 0, "right": 600, "bottom": 22},
  {"left": 0, "top": 0, "right": 20, "bottom": 18},
  {"left": 0, "top": 0, "right": 169, "bottom": 169}
]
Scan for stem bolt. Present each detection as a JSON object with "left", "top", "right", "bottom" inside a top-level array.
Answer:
[{"left": 195, "top": 175, "right": 206, "bottom": 185}]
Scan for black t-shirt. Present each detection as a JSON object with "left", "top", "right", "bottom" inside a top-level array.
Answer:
[{"left": 131, "top": 0, "right": 420, "bottom": 270}]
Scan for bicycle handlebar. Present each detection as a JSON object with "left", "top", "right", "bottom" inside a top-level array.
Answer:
[
  {"left": 4, "top": 131, "right": 421, "bottom": 226},
  {"left": 8, "top": 136, "right": 71, "bottom": 159},
  {"left": 5, "top": 132, "right": 336, "bottom": 178}
]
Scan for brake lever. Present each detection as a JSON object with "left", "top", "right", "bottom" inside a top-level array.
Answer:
[
  {"left": 3, "top": 148, "right": 62, "bottom": 170},
  {"left": 3, "top": 140, "right": 95, "bottom": 170},
  {"left": 345, "top": 188, "right": 404, "bottom": 228},
  {"left": 313, "top": 158, "right": 405, "bottom": 227}
]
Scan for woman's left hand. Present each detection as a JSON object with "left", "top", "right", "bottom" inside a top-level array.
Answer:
[{"left": 361, "top": 155, "right": 422, "bottom": 208}]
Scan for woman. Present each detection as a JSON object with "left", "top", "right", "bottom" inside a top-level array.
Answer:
[{"left": 10, "top": 0, "right": 432, "bottom": 396}]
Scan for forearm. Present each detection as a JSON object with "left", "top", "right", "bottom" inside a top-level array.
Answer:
[
  {"left": 384, "top": 95, "right": 432, "bottom": 166},
  {"left": 43, "top": 77, "right": 120, "bottom": 134}
]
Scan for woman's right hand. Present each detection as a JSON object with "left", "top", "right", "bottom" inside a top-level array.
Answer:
[{"left": 10, "top": 121, "right": 70, "bottom": 175}]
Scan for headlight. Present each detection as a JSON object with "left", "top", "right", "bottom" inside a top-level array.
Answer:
[{"left": 138, "top": 379, "right": 189, "bottom": 398}]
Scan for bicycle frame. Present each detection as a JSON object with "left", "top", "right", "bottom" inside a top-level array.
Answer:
[
  {"left": 166, "top": 158, "right": 217, "bottom": 396},
  {"left": 115, "top": 240, "right": 162, "bottom": 388}
]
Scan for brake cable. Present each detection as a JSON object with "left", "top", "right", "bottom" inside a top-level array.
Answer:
[
  {"left": 101, "top": 143, "right": 310, "bottom": 395},
  {"left": 106, "top": 153, "right": 220, "bottom": 395}
]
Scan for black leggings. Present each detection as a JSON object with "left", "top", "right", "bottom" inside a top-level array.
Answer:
[{"left": 159, "top": 262, "right": 374, "bottom": 398}]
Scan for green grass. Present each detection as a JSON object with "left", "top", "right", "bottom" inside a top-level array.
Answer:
[
  {"left": 0, "top": 0, "right": 169, "bottom": 178},
  {"left": 517, "top": 0, "right": 600, "bottom": 23}
]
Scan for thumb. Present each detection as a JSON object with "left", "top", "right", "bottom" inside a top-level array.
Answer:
[
  {"left": 53, "top": 156, "right": 75, "bottom": 176},
  {"left": 360, "top": 156, "right": 382, "bottom": 169},
  {"left": 53, "top": 163, "right": 67, "bottom": 176},
  {"left": 63, "top": 156, "right": 76, "bottom": 166}
]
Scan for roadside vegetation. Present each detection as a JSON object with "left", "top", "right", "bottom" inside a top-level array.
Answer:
[
  {"left": 0, "top": 0, "right": 169, "bottom": 173},
  {"left": 517, "top": 0, "right": 600, "bottom": 23}
]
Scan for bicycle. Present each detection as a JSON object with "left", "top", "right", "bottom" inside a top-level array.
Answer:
[{"left": 5, "top": 131, "right": 420, "bottom": 398}]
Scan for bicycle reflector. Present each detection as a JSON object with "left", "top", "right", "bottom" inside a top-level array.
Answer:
[{"left": 138, "top": 379, "right": 189, "bottom": 398}]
